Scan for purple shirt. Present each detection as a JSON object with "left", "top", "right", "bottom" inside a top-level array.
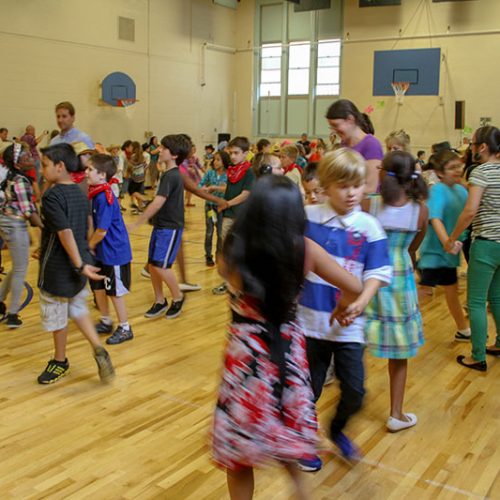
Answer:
[
  {"left": 20, "top": 133, "right": 40, "bottom": 161},
  {"left": 346, "top": 134, "right": 383, "bottom": 162}
]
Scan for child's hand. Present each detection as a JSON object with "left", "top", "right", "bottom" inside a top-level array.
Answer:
[
  {"left": 82, "top": 264, "right": 104, "bottom": 281},
  {"left": 217, "top": 199, "right": 229, "bottom": 212},
  {"left": 332, "top": 299, "right": 366, "bottom": 327},
  {"left": 31, "top": 248, "right": 41, "bottom": 260}
]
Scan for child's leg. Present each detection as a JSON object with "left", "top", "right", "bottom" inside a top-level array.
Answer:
[
  {"left": 388, "top": 359, "right": 408, "bottom": 420},
  {"left": 215, "top": 211, "right": 224, "bottom": 260},
  {"left": 443, "top": 283, "right": 469, "bottom": 331},
  {"left": 53, "top": 328, "right": 68, "bottom": 361},
  {"left": 73, "top": 313, "right": 102, "bottom": 350},
  {"left": 110, "top": 296, "right": 128, "bottom": 324},
  {"left": 284, "top": 462, "right": 310, "bottom": 500},
  {"left": 150, "top": 265, "right": 165, "bottom": 303},
  {"left": 94, "top": 289, "right": 110, "bottom": 317},
  {"left": 204, "top": 205, "right": 215, "bottom": 260},
  {"left": 305, "top": 337, "right": 334, "bottom": 402},
  {"left": 329, "top": 343, "right": 365, "bottom": 437},
  {"left": 487, "top": 266, "right": 500, "bottom": 350},
  {"left": 150, "top": 265, "right": 182, "bottom": 302},
  {"left": 226, "top": 467, "right": 254, "bottom": 500},
  {"left": 176, "top": 239, "right": 188, "bottom": 284}
]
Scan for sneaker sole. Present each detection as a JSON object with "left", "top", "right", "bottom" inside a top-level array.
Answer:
[
  {"left": 6, "top": 323, "right": 22, "bottom": 329},
  {"left": 454, "top": 337, "right": 471, "bottom": 342},
  {"left": 166, "top": 311, "right": 182, "bottom": 319},
  {"left": 144, "top": 306, "right": 168, "bottom": 318},
  {"left": 179, "top": 285, "right": 201, "bottom": 292},
  {"left": 297, "top": 464, "right": 322, "bottom": 473},
  {"left": 106, "top": 334, "right": 134, "bottom": 345},
  {"left": 38, "top": 369, "right": 70, "bottom": 385}
]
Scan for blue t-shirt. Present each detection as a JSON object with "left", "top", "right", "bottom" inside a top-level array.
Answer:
[
  {"left": 92, "top": 191, "right": 132, "bottom": 266},
  {"left": 198, "top": 169, "right": 227, "bottom": 206},
  {"left": 419, "top": 182, "right": 468, "bottom": 269}
]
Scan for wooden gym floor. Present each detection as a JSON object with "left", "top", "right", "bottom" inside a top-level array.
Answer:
[{"left": 0, "top": 200, "right": 498, "bottom": 499}]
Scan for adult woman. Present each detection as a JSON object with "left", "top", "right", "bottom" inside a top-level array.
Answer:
[
  {"left": 446, "top": 126, "right": 500, "bottom": 371},
  {"left": 326, "top": 99, "right": 383, "bottom": 193},
  {"left": 0, "top": 143, "right": 43, "bottom": 327}
]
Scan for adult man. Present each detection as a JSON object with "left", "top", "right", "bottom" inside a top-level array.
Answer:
[
  {"left": 0, "top": 128, "right": 12, "bottom": 155},
  {"left": 50, "top": 101, "right": 94, "bottom": 149}
]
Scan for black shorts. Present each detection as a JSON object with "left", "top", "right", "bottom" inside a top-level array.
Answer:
[
  {"left": 90, "top": 262, "right": 131, "bottom": 297},
  {"left": 128, "top": 180, "right": 144, "bottom": 195},
  {"left": 419, "top": 267, "right": 457, "bottom": 287}
]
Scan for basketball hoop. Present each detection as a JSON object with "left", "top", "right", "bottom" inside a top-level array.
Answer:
[
  {"left": 116, "top": 98, "right": 137, "bottom": 107},
  {"left": 391, "top": 82, "right": 410, "bottom": 105}
]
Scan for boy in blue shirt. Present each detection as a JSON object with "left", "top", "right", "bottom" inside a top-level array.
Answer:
[
  {"left": 128, "top": 134, "right": 191, "bottom": 319},
  {"left": 297, "top": 148, "right": 392, "bottom": 471},
  {"left": 87, "top": 154, "right": 133, "bottom": 345}
]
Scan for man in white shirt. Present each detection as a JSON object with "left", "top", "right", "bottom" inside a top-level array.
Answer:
[{"left": 49, "top": 101, "right": 94, "bottom": 149}]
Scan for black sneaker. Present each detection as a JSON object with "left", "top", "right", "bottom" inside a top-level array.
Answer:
[
  {"left": 94, "top": 346, "right": 115, "bottom": 383},
  {"left": 206, "top": 257, "right": 215, "bottom": 267},
  {"left": 144, "top": 299, "right": 168, "bottom": 318},
  {"left": 0, "top": 301, "right": 6, "bottom": 320},
  {"left": 166, "top": 296, "right": 185, "bottom": 319},
  {"left": 95, "top": 320, "right": 113, "bottom": 334},
  {"left": 6, "top": 313, "right": 22, "bottom": 328},
  {"left": 106, "top": 326, "right": 134, "bottom": 345},
  {"left": 37, "top": 358, "right": 70, "bottom": 385}
]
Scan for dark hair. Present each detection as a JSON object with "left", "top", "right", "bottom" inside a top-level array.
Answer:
[
  {"left": 303, "top": 161, "right": 319, "bottom": 182},
  {"left": 88, "top": 153, "right": 117, "bottom": 181},
  {"left": 256, "top": 138, "right": 271, "bottom": 152},
  {"left": 121, "top": 140, "right": 132, "bottom": 151},
  {"left": 251, "top": 152, "right": 275, "bottom": 178},
  {"left": 40, "top": 143, "right": 79, "bottom": 172},
  {"left": 49, "top": 130, "right": 59, "bottom": 140},
  {"left": 431, "top": 141, "right": 453, "bottom": 154},
  {"left": 0, "top": 127, "right": 7, "bottom": 134},
  {"left": 161, "top": 134, "right": 191, "bottom": 165},
  {"left": 223, "top": 175, "right": 305, "bottom": 325},
  {"left": 214, "top": 150, "right": 230, "bottom": 170},
  {"left": 431, "top": 149, "right": 461, "bottom": 174},
  {"left": 417, "top": 150, "right": 425, "bottom": 158},
  {"left": 474, "top": 126, "right": 500, "bottom": 155},
  {"left": 1, "top": 143, "right": 34, "bottom": 183},
  {"left": 55, "top": 101, "right": 75, "bottom": 116},
  {"left": 325, "top": 99, "right": 375, "bottom": 135},
  {"left": 228, "top": 136, "right": 250, "bottom": 152},
  {"left": 205, "top": 144, "right": 214, "bottom": 152},
  {"left": 380, "top": 151, "right": 428, "bottom": 204},
  {"left": 149, "top": 136, "right": 158, "bottom": 146}
]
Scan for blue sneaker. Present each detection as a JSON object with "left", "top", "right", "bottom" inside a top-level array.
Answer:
[
  {"left": 298, "top": 455, "right": 322, "bottom": 472},
  {"left": 332, "top": 432, "right": 360, "bottom": 461}
]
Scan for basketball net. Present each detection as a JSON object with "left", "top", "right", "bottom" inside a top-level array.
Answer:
[
  {"left": 116, "top": 98, "right": 136, "bottom": 107},
  {"left": 391, "top": 82, "right": 410, "bottom": 105}
]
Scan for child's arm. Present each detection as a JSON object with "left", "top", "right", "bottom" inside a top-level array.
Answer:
[
  {"left": 182, "top": 172, "right": 228, "bottom": 208},
  {"left": 208, "top": 183, "right": 226, "bottom": 193},
  {"left": 88, "top": 229, "right": 107, "bottom": 252},
  {"left": 57, "top": 229, "right": 103, "bottom": 280},
  {"left": 222, "top": 190, "right": 250, "bottom": 212},
  {"left": 128, "top": 194, "right": 165, "bottom": 231},
  {"left": 408, "top": 202, "right": 429, "bottom": 266},
  {"left": 305, "top": 237, "right": 362, "bottom": 298}
]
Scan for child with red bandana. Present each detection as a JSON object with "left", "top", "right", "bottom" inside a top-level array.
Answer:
[
  {"left": 87, "top": 154, "right": 133, "bottom": 345},
  {"left": 212, "top": 137, "right": 255, "bottom": 295}
]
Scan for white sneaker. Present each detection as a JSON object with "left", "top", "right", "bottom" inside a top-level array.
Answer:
[
  {"left": 386, "top": 413, "right": 417, "bottom": 432},
  {"left": 179, "top": 282, "right": 201, "bottom": 292}
]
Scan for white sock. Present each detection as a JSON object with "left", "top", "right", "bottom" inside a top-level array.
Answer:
[
  {"left": 120, "top": 322, "right": 130, "bottom": 330},
  {"left": 101, "top": 316, "right": 112, "bottom": 325},
  {"left": 458, "top": 328, "right": 471, "bottom": 335}
]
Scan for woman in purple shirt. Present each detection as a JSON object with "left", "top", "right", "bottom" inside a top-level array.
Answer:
[{"left": 326, "top": 99, "right": 383, "bottom": 193}]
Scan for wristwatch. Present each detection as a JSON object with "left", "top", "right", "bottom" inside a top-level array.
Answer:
[{"left": 75, "top": 263, "right": 85, "bottom": 275}]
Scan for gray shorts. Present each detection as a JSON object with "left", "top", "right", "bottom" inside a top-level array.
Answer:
[{"left": 40, "top": 288, "right": 89, "bottom": 332}]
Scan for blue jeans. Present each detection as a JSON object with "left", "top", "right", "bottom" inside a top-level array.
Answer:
[
  {"left": 306, "top": 338, "right": 365, "bottom": 436},
  {"left": 0, "top": 216, "right": 30, "bottom": 314}
]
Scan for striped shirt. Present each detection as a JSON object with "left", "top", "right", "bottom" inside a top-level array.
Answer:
[
  {"left": 469, "top": 162, "right": 500, "bottom": 242},
  {"left": 298, "top": 203, "right": 392, "bottom": 343}
]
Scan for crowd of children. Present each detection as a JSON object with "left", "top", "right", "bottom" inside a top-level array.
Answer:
[{"left": 0, "top": 98, "right": 499, "bottom": 499}]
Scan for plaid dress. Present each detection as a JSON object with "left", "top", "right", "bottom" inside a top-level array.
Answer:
[{"left": 365, "top": 198, "right": 424, "bottom": 359}]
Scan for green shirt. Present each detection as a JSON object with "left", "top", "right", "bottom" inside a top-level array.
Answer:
[{"left": 223, "top": 168, "right": 255, "bottom": 219}]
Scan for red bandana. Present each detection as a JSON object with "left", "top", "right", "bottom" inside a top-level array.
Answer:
[
  {"left": 284, "top": 163, "right": 302, "bottom": 175},
  {"left": 70, "top": 171, "right": 87, "bottom": 184},
  {"left": 88, "top": 178, "right": 119, "bottom": 205},
  {"left": 227, "top": 161, "right": 251, "bottom": 184}
]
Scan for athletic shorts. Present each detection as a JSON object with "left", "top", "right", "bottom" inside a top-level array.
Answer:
[
  {"left": 419, "top": 267, "right": 458, "bottom": 287},
  {"left": 148, "top": 227, "right": 183, "bottom": 269},
  {"left": 40, "top": 288, "right": 89, "bottom": 332},
  {"left": 128, "top": 180, "right": 144, "bottom": 195},
  {"left": 90, "top": 262, "right": 131, "bottom": 297}
]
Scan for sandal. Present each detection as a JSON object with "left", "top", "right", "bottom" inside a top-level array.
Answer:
[{"left": 456, "top": 355, "right": 487, "bottom": 372}]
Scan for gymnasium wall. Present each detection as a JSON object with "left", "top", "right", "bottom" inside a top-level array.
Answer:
[
  {"left": 235, "top": 0, "right": 500, "bottom": 151},
  {"left": 0, "top": 0, "right": 237, "bottom": 148}
]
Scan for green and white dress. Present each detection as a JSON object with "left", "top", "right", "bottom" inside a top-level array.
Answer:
[{"left": 365, "top": 196, "right": 424, "bottom": 359}]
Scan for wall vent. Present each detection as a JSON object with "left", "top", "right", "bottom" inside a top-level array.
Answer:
[{"left": 118, "top": 17, "right": 135, "bottom": 42}]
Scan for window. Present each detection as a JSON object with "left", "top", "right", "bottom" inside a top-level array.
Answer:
[
  {"left": 288, "top": 42, "right": 311, "bottom": 95},
  {"left": 316, "top": 39, "right": 341, "bottom": 96},
  {"left": 260, "top": 44, "right": 282, "bottom": 97}
]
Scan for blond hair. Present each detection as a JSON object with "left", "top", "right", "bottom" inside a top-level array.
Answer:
[
  {"left": 318, "top": 148, "right": 366, "bottom": 187},
  {"left": 280, "top": 144, "right": 299, "bottom": 160},
  {"left": 385, "top": 129, "right": 411, "bottom": 152}
]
